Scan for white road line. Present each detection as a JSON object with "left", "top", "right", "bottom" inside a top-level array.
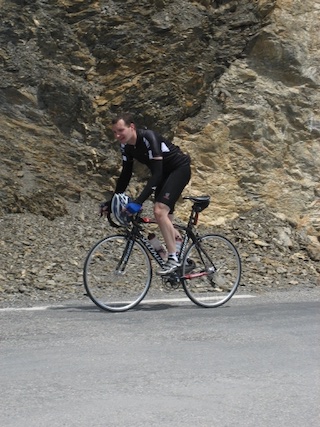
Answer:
[
  {"left": 0, "top": 295, "right": 255, "bottom": 312},
  {"left": 142, "top": 294, "right": 255, "bottom": 304},
  {"left": 0, "top": 305, "right": 65, "bottom": 312}
]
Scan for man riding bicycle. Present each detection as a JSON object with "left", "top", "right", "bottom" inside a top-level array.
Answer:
[{"left": 103, "top": 112, "right": 191, "bottom": 275}]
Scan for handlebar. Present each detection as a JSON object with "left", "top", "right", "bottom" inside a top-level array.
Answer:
[{"left": 105, "top": 209, "right": 148, "bottom": 229}]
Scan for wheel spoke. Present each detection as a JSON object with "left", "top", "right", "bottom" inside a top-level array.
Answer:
[
  {"left": 83, "top": 235, "right": 152, "bottom": 312},
  {"left": 181, "top": 234, "right": 241, "bottom": 307}
]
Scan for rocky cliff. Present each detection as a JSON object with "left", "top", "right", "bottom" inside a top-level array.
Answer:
[{"left": 0, "top": 0, "right": 319, "bottom": 303}]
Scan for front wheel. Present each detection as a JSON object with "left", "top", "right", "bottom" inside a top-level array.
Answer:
[
  {"left": 181, "top": 234, "right": 241, "bottom": 308},
  {"left": 83, "top": 234, "right": 152, "bottom": 312}
]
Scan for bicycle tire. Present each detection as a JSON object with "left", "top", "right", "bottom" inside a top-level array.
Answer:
[
  {"left": 181, "top": 234, "right": 241, "bottom": 308},
  {"left": 83, "top": 234, "right": 152, "bottom": 312}
]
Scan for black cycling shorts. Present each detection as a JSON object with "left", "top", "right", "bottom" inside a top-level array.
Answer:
[{"left": 154, "top": 164, "right": 191, "bottom": 213}]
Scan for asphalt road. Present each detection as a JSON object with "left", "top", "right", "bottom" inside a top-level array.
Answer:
[{"left": 1, "top": 289, "right": 319, "bottom": 427}]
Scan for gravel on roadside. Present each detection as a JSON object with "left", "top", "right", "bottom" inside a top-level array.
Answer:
[{"left": 0, "top": 197, "right": 319, "bottom": 308}]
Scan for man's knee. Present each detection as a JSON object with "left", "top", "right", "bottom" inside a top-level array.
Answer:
[{"left": 154, "top": 202, "right": 169, "bottom": 220}]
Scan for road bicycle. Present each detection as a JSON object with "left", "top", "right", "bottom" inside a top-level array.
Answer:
[{"left": 83, "top": 195, "right": 241, "bottom": 312}]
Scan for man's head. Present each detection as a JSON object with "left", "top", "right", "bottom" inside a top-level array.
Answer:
[{"left": 112, "top": 112, "right": 137, "bottom": 145}]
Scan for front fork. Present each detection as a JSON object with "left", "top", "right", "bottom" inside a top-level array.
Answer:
[{"left": 115, "top": 237, "right": 135, "bottom": 273}]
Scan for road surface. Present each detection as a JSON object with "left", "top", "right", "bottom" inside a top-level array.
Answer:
[{"left": 1, "top": 288, "right": 319, "bottom": 427}]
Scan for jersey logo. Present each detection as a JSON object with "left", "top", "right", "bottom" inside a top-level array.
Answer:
[
  {"left": 161, "top": 142, "right": 170, "bottom": 153},
  {"left": 163, "top": 192, "right": 170, "bottom": 200}
]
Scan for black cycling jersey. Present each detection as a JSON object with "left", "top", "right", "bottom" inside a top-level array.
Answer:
[{"left": 115, "top": 129, "right": 190, "bottom": 205}]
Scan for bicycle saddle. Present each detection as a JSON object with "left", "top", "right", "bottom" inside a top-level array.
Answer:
[{"left": 184, "top": 195, "right": 210, "bottom": 212}]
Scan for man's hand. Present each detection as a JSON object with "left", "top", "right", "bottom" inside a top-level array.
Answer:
[{"left": 126, "top": 202, "right": 142, "bottom": 214}]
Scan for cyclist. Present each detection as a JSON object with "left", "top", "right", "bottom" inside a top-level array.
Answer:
[{"left": 104, "top": 112, "right": 191, "bottom": 275}]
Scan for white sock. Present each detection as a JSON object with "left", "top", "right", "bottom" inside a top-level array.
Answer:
[{"left": 168, "top": 253, "right": 178, "bottom": 262}]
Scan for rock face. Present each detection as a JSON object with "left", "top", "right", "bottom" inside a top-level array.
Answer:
[{"left": 0, "top": 0, "right": 319, "bottom": 302}]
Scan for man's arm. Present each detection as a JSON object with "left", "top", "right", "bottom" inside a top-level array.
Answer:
[
  {"left": 135, "top": 159, "right": 163, "bottom": 205},
  {"left": 115, "top": 160, "right": 133, "bottom": 193}
]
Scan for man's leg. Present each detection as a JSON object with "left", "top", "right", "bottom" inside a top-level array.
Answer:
[
  {"left": 154, "top": 164, "right": 191, "bottom": 274},
  {"left": 168, "top": 213, "right": 182, "bottom": 240},
  {"left": 154, "top": 202, "right": 181, "bottom": 274},
  {"left": 154, "top": 202, "right": 176, "bottom": 254}
]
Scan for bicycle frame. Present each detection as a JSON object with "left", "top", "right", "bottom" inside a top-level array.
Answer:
[
  {"left": 109, "top": 194, "right": 216, "bottom": 280},
  {"left": 139, "top": 233, "right": 167, "bottom": 266},
  {"left": 117, "top": 205, "right": 216, "bottom": 279},
  {"left": 120, "top": 224, "right": 167, "bottom": 269},
  {"left": 84, "top": 195, "right": 241, "bottom": 311}
]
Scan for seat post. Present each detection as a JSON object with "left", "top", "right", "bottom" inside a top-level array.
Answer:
[{"left": 187, "top": 206, "right": 198, "bottom": 228}]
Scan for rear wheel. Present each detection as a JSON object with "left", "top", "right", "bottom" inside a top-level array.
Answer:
[
  {"left": 83, "top": 235, "right": 152, "bottom": 312},
  {"left": 181, "top": 234, "right": 241, "bottom": 308}
]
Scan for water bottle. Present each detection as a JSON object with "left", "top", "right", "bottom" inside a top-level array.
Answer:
[
  {"left": 175, "top": 236, "right": 183, "bottom": 257},
  {"left": 148, "top": 233, "right": 166, "bottom": 259}
]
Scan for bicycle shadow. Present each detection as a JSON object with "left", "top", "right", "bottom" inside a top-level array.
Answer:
[{"left": 49, "top": 300, "right": 198, "bottom": 313}]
